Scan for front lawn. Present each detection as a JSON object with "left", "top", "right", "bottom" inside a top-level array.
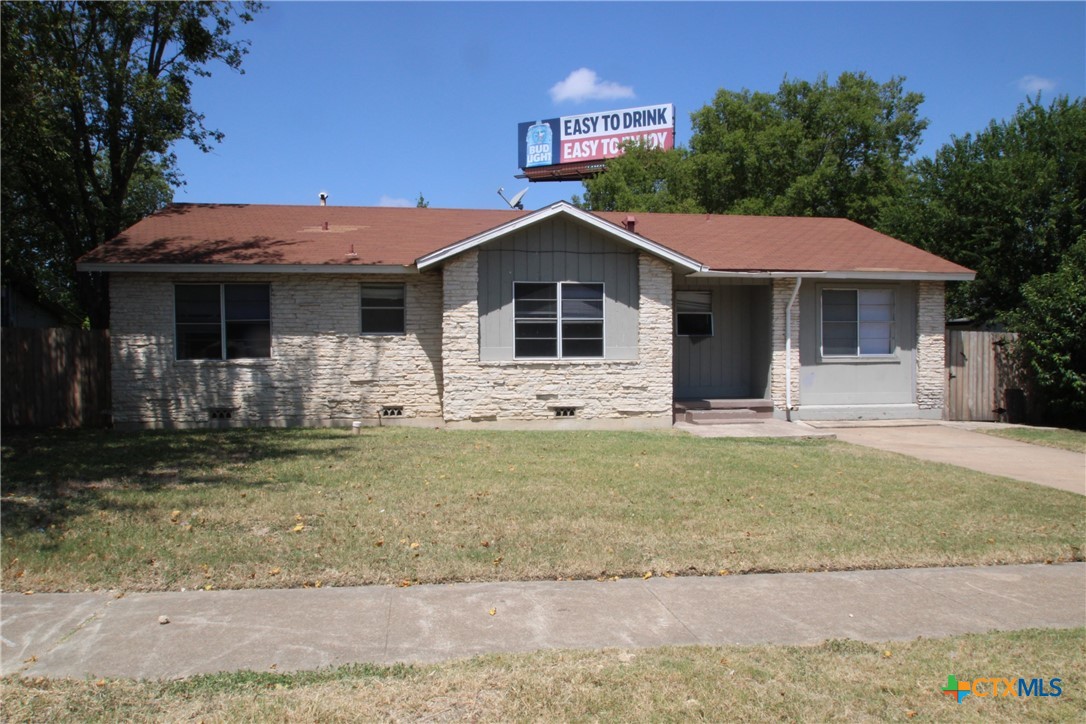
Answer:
[
  {"left": 980, "top": 426, "right": 1086, "bottom": 453},
  {"left": 3, "top": 628, "right": 1082, "bottom": 721},
  {"left": 1, "top": 428, "right": 1082, "bottom": 592}
]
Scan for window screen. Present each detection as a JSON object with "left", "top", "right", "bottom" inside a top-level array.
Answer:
[{"left": 360, "top": 284, "right": 406, "bottom": 334}]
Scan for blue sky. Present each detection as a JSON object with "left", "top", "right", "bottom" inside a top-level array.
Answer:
[{"left": 171, "top": 1, "right": 1086, "bottom": 211}]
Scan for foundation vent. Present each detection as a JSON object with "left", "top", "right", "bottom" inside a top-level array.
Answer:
[
  {"left": 208, "top": 407, "right": 234, "bottom": 420},
  {"left": 553, "top": 407, "right": 577, "bottom": 418},
  {"left": 380, "top": 406, "right": 404, "bottom": 418}
]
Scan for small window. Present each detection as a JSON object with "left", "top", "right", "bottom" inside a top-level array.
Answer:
[
  {"left": 361, "top": 284, "right": 405, "bottom": 335},
  {"left": 821, "top": 288, "right": 894, "bottom": 357},
  {"left": 514, "top": 282, "right": 603, "bottom": 359},
  {"left": 676, "top": 290, "right": 713, "bottom": 336},
  {"left": 176, "top": 284, "right": 270, "bottom": 360}
]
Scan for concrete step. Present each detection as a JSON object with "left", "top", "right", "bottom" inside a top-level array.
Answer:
[
  {"left": 674, "top": 398, "right": 773, "bottom": 413},
  {"left": 684, "top": 408, "right": 773, "bottom": 424}
]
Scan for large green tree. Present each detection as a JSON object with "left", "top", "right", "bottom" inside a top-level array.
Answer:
[
  {"left": 1, "top": 1, "right": 261, "bottom": 327},
  {"left": 577, "top": 72, "right": 927, "bottom": 228},
  {"left": 879, "top": 96, "right": 1086, "bottom": 322}
]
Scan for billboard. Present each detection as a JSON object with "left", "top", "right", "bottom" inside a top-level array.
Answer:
[{"left": 518, "top": 103, "right": 675, "bottom": 170}]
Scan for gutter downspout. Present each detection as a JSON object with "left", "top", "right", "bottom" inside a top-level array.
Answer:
[{"left": 784, "top": 277, "right": 802, "bottom": 422}]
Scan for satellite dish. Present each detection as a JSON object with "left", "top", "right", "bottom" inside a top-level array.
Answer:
[{"left": 497, "top": 186, "right": 528, "bottom": 210}]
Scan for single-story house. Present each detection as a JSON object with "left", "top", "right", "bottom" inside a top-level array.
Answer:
[{"left": 77, "top": 201, "right": 975, "bottom": 430}]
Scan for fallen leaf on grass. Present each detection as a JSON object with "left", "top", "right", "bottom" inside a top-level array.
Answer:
[
  {"left": 642, "top": 571, "right": 653, "bottom": 580},
  {"left": 269, "top": 567, "right": 281, "bottom": 576},
  {"left": 170, "top": 510, "right": 181, "bottom": 523},
  {"left": 292, "top": 523, "right": 305, "bottom": 533}
]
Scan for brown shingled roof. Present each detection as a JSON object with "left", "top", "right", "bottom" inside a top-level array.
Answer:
[
  {"left": 79, "top": 202, "right": 973, "bottom": 276},
  {"left": 593, "top": 211, "right": 972, "bottom": 274},
  {"left": 80, "top": 204, "right": 526, "bottom": 267}
]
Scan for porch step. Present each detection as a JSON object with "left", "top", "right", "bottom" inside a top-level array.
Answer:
[{"left": 675, "top": 399, "right": 774, "bottom": 424}]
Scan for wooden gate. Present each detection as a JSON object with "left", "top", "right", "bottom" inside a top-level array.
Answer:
[
  {"left": 945, "top": 329, "right": 1022, "bottom": 421},
  {"left": 1, "top": 328, "right": 111, "bottom": 428}
]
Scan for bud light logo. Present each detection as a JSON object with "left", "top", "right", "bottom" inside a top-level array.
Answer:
[{"left": 525, "top": 121, "right": 553, "bottom": 167}]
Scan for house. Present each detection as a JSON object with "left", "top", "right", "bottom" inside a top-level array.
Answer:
[{"left": 76, "top": 201, "right": 974, "bottom": 430}]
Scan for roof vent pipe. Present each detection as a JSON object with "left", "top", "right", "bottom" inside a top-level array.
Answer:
[{"left": 319, "top": 192, "right": 328, "bottom": 206}]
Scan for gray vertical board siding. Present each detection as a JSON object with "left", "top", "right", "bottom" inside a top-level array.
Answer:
[
  {"left": 672, "top": 277, "right": 769, "bottom": 399},
  {"left": 797, "top": 281, "right": 917, "bottom": 405},
  {"left": 748, "top": 285, "right": 772, "bottom": 398},
  {"left": 478, "top": 218, "right": 640, "bottom": 361}
]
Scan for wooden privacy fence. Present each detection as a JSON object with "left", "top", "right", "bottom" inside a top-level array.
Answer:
[
  {"left": 1, "top": 328, "right": 111, "bottom": 428},
  {"left": 945, "top": 329, "right": 1025, "bottom": 422}
]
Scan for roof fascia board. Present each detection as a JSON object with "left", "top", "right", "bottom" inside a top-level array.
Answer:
[
  {"left": 76, "top": 263, "right": 418, "bottom": 275},
  {"left": 416, "top": 202, "right": 706, "bottom": 272},
  {"left": 688, "top": 270, "right": 975, "bottom": 281}
]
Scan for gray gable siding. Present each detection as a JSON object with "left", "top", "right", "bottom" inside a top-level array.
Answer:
[{"left": 478, "top": 217, "right": 639, "bottom": 361}]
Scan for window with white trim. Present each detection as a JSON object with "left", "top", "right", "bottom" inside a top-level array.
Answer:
[
  {"left": 821, "top": 288, "right": 894, "bottom": 356},
  {"left": 675, "top": 290, "right": 713, "bottom": 336},
  {"left": 514, "top": 282, "right": 604, "bottom": 358},
  {"left": 360, "top": 283, "right": 405, "bottom": 334},
  {"left": 175, "top": 284, "right": 271, "bottom": 360}
]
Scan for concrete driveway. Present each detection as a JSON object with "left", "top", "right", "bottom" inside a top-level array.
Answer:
[{"left": 813, "top": 422, "right": 1085, "bottom": 495}]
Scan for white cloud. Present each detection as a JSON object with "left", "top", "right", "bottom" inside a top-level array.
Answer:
[
  {"left": 377, "top": 195, "right": 412, "bottom": 208},
  {"left": 549, "top": 68, "right": 635, "bottom": 104},
  {"left": 1017, "top": 74, "right": 1056, "bottom": 94}
]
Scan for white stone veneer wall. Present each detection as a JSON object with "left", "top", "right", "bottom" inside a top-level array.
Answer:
[
  {"left": 769, "top": 277, "right": 801, "bottom": 414},
  {"left": 916, "top": 280, "right": 946, "bottom": 413},
  {"left": 441, "top": 251, "right": 673, "bottom": 426},
  {"left": 109, "top": 272, "right": 444, "bottom": 428}
]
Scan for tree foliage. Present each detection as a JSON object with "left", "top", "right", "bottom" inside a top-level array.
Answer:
[
  {"left": 879, "top": 96, "right": 1086, "bottom": 322},
  {"left": 1, "top": 1, "right": 261, "bottom": 326},
  {"left": 577, "top": 72, "right": 927, "bottom": 228},
  {"left": 1009, "top": 238, "right": 1086, "bottom": 424}
]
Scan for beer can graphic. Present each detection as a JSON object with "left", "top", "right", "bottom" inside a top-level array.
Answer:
[{"left": 525, "top": 121, "right": 553, "bottom": 167}]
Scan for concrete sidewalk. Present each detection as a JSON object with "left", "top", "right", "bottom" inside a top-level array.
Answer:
[
  {"left": 813, "top": 422, "right": 1085, "bottom": 495},
  {"left": 2, "top": 563, "right": 1083, "bottom": 680}
]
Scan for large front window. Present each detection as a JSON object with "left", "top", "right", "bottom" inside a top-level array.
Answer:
[
  {"left": 821, "top": 288, "right": 894, "bottom": 356},
  {"left": 175, "top": 284, "right": 271, "bottom": 360},
  {"left": 514, "top": 282, "right": 604, "bottom": 358}
]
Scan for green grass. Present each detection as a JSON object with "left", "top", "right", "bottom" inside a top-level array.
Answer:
[
  {"left": 3, "top": 628, "right": 1083, "bottom": 722},
  {"left": 1, "top": 428, "right": 1083, "bottom": 593},
  {"left": 980, "top": 426, "right": 1086, "bottom": 453}
]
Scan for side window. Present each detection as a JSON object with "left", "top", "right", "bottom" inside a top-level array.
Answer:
[
  {"left": 675, "top": 290, "right": 713, "bottom": 336},
  {"left": 176, "top": 284, "right": 270, "bottom": 360},
  {"left": 821, "top": 288, "right": 894, "bottom": 356},
  {"left": 360, "top": 283, "right": 405, "bottom": 334}
]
